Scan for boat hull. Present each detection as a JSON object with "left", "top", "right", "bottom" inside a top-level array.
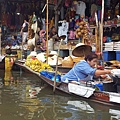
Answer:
[
  {"left": 15, "top": 62, "right": 120, "bottom": 107},
  {"left": 0, "top": 57, "right": 5, "bottom": 69},
  {"left": 51, "top": 65, "right": 71, "bottom": 74},
  {"left": 0, "top": 56, "right": 20, "bottom": 70}
]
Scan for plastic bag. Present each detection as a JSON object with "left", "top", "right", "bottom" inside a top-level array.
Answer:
[{"left": 40, "top": 71, "right": 61, "bottom": 82}]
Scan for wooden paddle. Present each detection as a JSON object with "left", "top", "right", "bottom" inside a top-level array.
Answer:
[
  {"left": 46, "top": 0, "right": 49, "bottom": 64},
  {"left": 53, "top": 35, "right": 66, "bottom": 92},
  {"left": 0, "top": 33, "right": 1, "bottom": 55}
]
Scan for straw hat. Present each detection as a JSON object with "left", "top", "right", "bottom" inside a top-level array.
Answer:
[
  {"left": 44, "top": 51, "right": 58, "bottom": 57},
  {"left": 59, "top": 35, "right": 66, "bottom": 40},
  {"left": 72, "top": 43, "right": 92, "bottom": 57},
  {"left": 29, "top": 51, "right": 37, "bottom": 57}
]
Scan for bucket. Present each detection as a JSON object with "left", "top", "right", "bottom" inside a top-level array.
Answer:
[
  {"left": 17, "top": 50, "right": 22, "bottom": 59},
  {"left": 5, "top": 57, "right": 11, "bottom": 71},
  {"left": 48, "top": 39, "right": 54, "bottom": 51}
]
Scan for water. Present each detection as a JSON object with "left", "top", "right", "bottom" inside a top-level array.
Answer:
[{"left": 0, "top": 69, "right": 120, "bottom": 120}]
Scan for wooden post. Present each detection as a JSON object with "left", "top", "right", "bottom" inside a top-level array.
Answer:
[
  {"left": 95, "top": 12, "right": 99, "bottom": 53},
  {"left": 0, "top": 33, "right": 1, "bottom": 55},
  {"left": 55, "top": 11, "right": 59, "bottom": 30},
  {"left": 21, "top": 34, "right": 24, "bottom": 60},
  {"left": 99, "top": 0, "right": 105, "bottom": 68},
  {"left": 95, "top": 27, "right": 99, "bottom": 53},
  {"left": 46, "top": 0, "right": 49, "bottom": 64},
  {"left": 100, "top": 0, "right": 104, "bottom": 54}
]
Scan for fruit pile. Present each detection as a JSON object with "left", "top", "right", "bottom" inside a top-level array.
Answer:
[
  {"left": 25, "top": 56, "right": 53, "bottom": 72},
  {"left": 75, "top": 20, "right": 89, "bottom": 40}
]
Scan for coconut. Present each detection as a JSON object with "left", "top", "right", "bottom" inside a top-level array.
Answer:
[
  {"left": 76, "top": 34, "right": 80, "bottom": 38},
  {"left": 78, "top": 32, "right": 82, "bottom": 36}
]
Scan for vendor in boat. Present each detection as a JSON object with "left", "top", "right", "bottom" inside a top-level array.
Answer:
[
  {"left": 61, "top": 52, "right": 112, "bottom": 83},
  {"left": 48, "top": 26, "right": 59, "bottom": 41}
]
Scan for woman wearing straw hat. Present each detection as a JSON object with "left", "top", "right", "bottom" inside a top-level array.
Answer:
[{"left": 61, "top": 52, "right": 112, "bottom": 83}]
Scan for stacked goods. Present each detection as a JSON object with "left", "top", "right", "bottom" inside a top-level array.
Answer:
[
  {"left": 62, "top": 56, "right": 74, "bottom": 67},
  {"left": 72, "top": 56, "right": 84, "bottom": 63},
  {"left": 75, "top": 20, "right": 89, "bottom": 41},
  {"left": 109, "top": 60, "right": 120, "bottom": 65},
  {"left": 25, "top": 56, "right": 53, "bottom": 72}
]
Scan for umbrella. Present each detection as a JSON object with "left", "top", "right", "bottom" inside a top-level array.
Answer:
[{"left": 72, "top": 43, "right": 92, "bottom": 57}]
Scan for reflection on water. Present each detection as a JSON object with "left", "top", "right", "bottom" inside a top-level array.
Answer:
[{"left": 0, "top": 70, "right": 120, "bottom": 120}]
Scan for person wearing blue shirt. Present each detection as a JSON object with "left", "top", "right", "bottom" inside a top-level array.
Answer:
[
  {"left": 61, "top": 52, "right": 111, "bottom": 83},
  {"left": 11, "top": 35, "right": 21, "bottom": 46}
]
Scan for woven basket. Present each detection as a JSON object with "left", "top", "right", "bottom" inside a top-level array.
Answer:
[
  {"left": 73, "top": 57, "right": 84, "bottom": 63},
  {"left": 62, "top": 56, "right": 74, "bottom": 67}
]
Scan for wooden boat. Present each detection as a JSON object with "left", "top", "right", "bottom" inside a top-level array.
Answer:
[
  {"left": 15, "top": 59, "right": 71, "bottom": 74},
  {"left": 15, "top": 60, "right": 28, "bottom": 72},
  {"left": 51, "top": 65, "right": 71, "bottom": 74},
  {"left": 16, "top": 62, "right": 120, "bottom": 107},
  {"left": 0, "top": 55, "right": 21, "bottom": 70}
]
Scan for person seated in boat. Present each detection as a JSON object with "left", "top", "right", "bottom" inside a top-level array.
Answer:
[
  {"left": 61, "top": 52, "right": 112, "bottom": 83},
  {"left": 48, "top": 26, "right": 59, "bottom": 41}
]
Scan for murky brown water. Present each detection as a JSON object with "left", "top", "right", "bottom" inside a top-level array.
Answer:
[{"left": 0, "top": 69, "right": 120, "bottom": 120}]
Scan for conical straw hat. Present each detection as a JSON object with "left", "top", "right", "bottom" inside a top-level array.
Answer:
[{"left": 72, "top": 43, "right": 92, "bottom": 57}]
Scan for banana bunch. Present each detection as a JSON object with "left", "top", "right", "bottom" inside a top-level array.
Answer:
[
  {"left": 30, "top": 64, "right": 42, "bottom": 72},
  {"left": 25, "top": 57, "right": 53, "bottom": 72},
  {"left": 41, "top": 63, "right": 53, "bottom": 72},
  {"left": 25, "top": 59, "right": 31, "bottom": 67}
]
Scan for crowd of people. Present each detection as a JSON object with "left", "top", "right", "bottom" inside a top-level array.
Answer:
[{"left": 0, "top": 16, "right": 59, "bottom": 51}]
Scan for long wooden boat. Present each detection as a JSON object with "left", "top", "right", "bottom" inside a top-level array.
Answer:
[
  {"left": 51, "top": 65, "right": 71, "bottom": 74},
  {"left": 16, "top": 62, "right": 120, "bottom": 107},
  {"left": 15, "top": 60, "right": 71, "bottom": 74}
]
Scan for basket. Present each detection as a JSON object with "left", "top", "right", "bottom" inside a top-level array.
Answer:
[{"left": 62, "top": 56, "right": 74, "bottom": 67}]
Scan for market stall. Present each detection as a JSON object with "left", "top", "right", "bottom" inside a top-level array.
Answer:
[
  {"left": 0, "top": 0, "right": 120, "bottom": 70},
  {"left": 48, "top": 0, "right": 120, "bottom": 62}
]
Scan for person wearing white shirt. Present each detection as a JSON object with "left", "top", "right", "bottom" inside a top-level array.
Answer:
[
  {"left": 58, "top": 20, "right": 69, "bottom": 43},
  {"left": 21, "top": 19, "right": 29, "bottom": 44}
]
